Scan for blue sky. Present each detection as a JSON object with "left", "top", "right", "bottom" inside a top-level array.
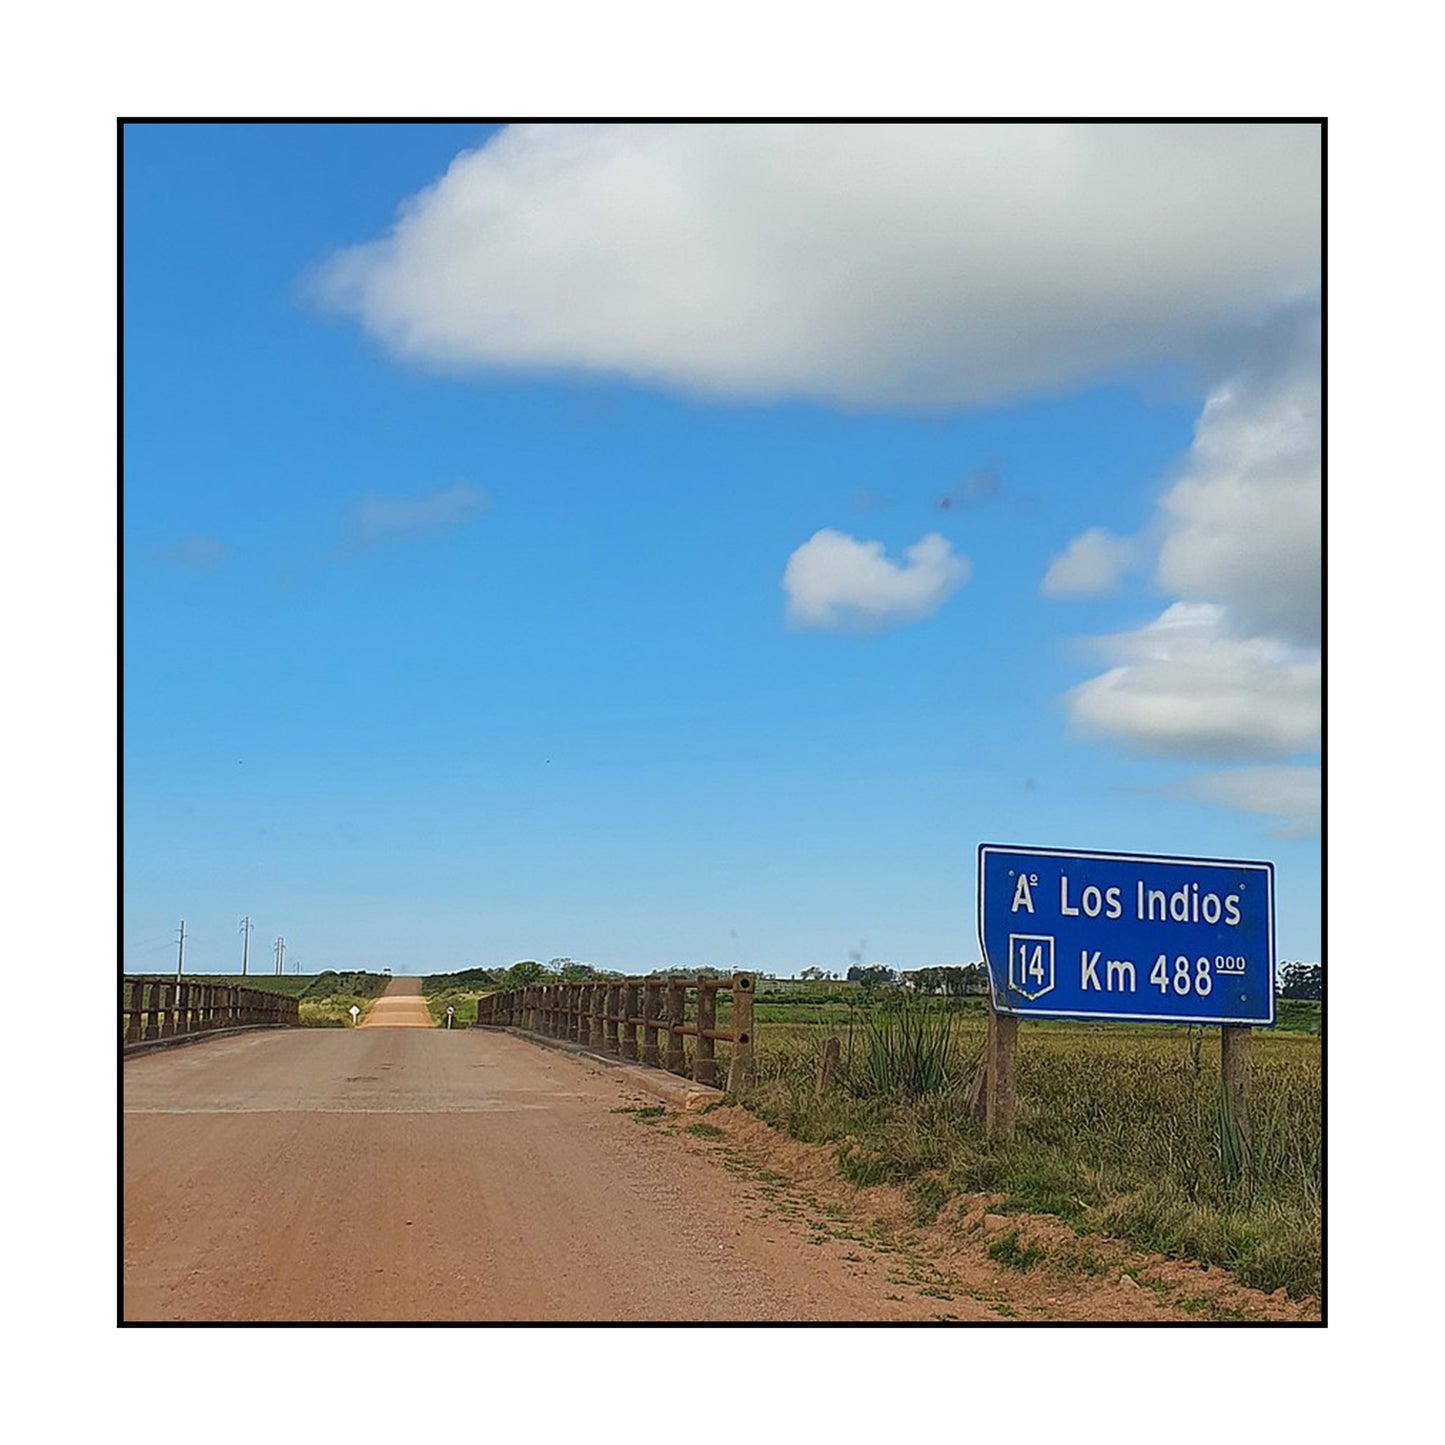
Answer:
[{"left": 122, "top": 122, "right": 1321, "bottom": 976}]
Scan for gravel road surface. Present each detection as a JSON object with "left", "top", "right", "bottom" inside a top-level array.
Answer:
[{"left": 122, "top": 1016, "right": 948, "bottom": 1322}]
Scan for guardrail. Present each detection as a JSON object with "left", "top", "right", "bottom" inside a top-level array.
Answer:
[
  {"left": 477, "top": 974, "right": 755, "bottom": 1093},
  {"left": 122, "top": 976, "right": 300, "bottom": 1044}
]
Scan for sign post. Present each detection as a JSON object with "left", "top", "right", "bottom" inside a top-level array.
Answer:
[
  {"left": 446, "top": 1004, "right": 455, "bottom": 1030},
  {"left": 977, "top": 844, "right": 1275, "bottom": 1140},
  {"left": 348, "top": 1004, "right": 360, "bottom": 1026}
]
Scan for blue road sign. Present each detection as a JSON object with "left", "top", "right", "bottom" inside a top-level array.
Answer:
[{"left": 978, "top": 844, "right": 1275, "bottom": 1026}]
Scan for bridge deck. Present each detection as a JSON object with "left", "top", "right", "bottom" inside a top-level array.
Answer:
[{"left": 122, "top": 1024, "right": 948, "bottom": 1322}]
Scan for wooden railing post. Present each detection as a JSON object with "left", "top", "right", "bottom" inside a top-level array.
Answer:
[
  {"left": 621, "top": 982, "right": 640, "bottom": 1060},
  {"left": 641, "top": 981, "right": 661, "bottom": 1066},
  {"left": 588, "top": 983, "right": 603, "bottom": 1048},
  {"left": 694, "top": 983, "right": 718, "bottom": 1086},
  {"left": 177, "top": 980, "right": 192, "bottom": 1034},
  {"left": 126, "top": 980, "right": 145, "bottom": 1043},
  {"left": 665, "top": 981, "right": 686, "bottom": 1076},
  {"left": 604, "top": 982, "right": 620, "bottom": 1054},
  {"left": 727, "top": 973, "right": 755, "bottom": 1094},
  {"left": 145, "top": 980, "right": 163, "bottom": 1039}
]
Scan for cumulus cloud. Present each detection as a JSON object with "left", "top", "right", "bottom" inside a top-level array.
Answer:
[
  {"left": 1042, "top": 527, "right": 1137, "bottom": 597},
  {"left": 1067, "top": 603, "right": 1319, "bottom": 761},
  {"left": 315, "top": 123, "right": 1320, "bottom": 409},
  {"left": 1058, "top": 309, "right": 1320, "bottom": 822},
  {"left": 1169, "top": 765, "right": 1321, "bottom": 836},
  {"left": 353, "top": 483, "right": 491, "bottom": 544},
  {"left": 1156, "top": 314, "right": 1321, "bottom": 644},
  {"left": 783, "top": 530, "right": 970, "bottom": 631}
]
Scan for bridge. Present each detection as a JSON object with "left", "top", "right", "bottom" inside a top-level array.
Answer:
[{"left": 122, "top": 977, "right": 940, "bottom": 1322}]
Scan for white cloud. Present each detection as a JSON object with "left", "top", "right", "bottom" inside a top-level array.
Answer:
[
  {"left": 1059, "top": 311, "right": 1320, "bottom": 822},
  {"left": 1042, "top": 526, "right": 1136, "bottom": 597},
  {"left": 315, "top": 123, "right": 1320, "bottom": 409},
  {"left": 1156, "top": 316, "right": 1321, "bottom": 644},
  {"left": 1067, "top": 603, "right": 1319, "bottom": 761},
  {"left": 1170, "top": 765, "right": 1321, "bottom": 836},
  {"left": 353, "top": 483, "right": 491, "bottom": 543},
  {"left": 783, "top": 530, "right": 969, "bottom": 631}
]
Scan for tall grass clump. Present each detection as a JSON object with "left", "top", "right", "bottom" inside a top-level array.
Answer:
[{"left": 847, "top": 998, "right": 959, "bottom": 1099}]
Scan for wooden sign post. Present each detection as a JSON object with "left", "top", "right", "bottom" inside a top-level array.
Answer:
[{"left": 984, "top": 1003, "right": 1018, "bottom": 1141}]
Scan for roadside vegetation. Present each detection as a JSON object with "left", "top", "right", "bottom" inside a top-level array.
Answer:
[
  {"left": 736, "top": 983, "right": 1321, "bottom": 1301},
  {"left": 420, "top": 968, "right": 499, "bottom": 1027}
]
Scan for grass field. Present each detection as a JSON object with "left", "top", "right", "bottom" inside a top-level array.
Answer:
[{"left": 740, "top": 991, "right": 1321, "bottom": 1300}]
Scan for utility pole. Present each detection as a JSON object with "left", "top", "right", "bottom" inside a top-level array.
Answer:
[
  {"left": 274, "top": 936, "right": 285, "bottom": 976},
  {"left": 175, "top": 918, "right": 186, "bottom": 983},
  {"left": 239, "top": 916, "right": 252, "bottom": 977}
]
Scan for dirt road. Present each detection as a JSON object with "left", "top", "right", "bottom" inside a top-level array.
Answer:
[
  {"left": 358, "top": 974, "right": 432, "bottom": 1028},
  {"left": 123, "top": 1017, "right": 955, "bottom": 1322}
]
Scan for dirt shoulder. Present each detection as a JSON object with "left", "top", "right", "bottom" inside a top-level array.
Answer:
[{"left": 671, "top": 1103, "right": 1320, "bottom": 1323}]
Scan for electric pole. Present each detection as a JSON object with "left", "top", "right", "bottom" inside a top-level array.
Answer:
[
  {"left": 274, "top": 936, "right": 285, "bottom": 975},
  {"left": 240, "top": 916, "right": 252, "bottom": 977},
  {"left": 175, "top": 918, "right": 186, "bottom": 983}
]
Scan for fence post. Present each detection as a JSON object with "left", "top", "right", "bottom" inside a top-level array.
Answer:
[
  {"left": 984, "top": 1007, "right": 1018, "bottom": 1141},
  {"left": 694, "top": 983, "right": 718, "bottom": 1086},
  {"left": 641, "top": 981, "right": 661, "bottom": 1066},
  {"left": 727, "top": 973, "right": 755, "bottom": 1094},
  {"left": 621, "top": 981, "right": 640, "bottom": 1060},
  {"left": 665, "top": 981, "right": 686, "bottom": 1076},
  {"left": 177, "top": 979, "right": 191, "bottom": 1034},
  {"left": 126, "top": 980, "right": 145, "bottom": 1043}
]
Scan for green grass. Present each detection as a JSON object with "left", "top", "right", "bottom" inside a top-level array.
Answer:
[
  {"left": 987, "top": 1230, "right": 1046, "bottom": 1272},
  {"left": 746, "top": 1011, "right": 1321, "bottom": 1300}
]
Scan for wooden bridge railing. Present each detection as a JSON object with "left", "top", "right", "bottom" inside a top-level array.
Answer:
[
  {"left": 122, "top": 976, "right": 300, "bottom": 1045},
  {"left": 477, "top": 974, "right": 755, "bottom": 1094}
]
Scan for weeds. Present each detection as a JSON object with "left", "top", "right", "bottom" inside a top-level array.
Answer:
[{"left": 747, "top": 1014, "right": 1321, "bottom": 1299}]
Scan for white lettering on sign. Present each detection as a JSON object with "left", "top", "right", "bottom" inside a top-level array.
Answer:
[
  {"left": 1080, "top": 951, "right": 1136, "bottom": 992},
  {"left": 1148, "top": 954, "right": 1216, "bottom": 997},
  {"left": 1010, "top": 873, "right": 1036, "bottom": 913},
  {"left": 1060, "top": 877, "right": 1123, "bottom": 919},
  {"left": 1134, "top": 880, "right": 1242, "bottom": 927}
]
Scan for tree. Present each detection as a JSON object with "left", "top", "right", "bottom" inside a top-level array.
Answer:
[
  {"left": 504, "top": 959, "right": 545, "bottom": 988},
  {"left": 847, "top": 964, "right": 897, "bottom": 990},
  {"left": 556, "top": 960, "right": 600, "bottom": 981},
  {"left": 798, "top": 966, "right": 828, "bottom": 981},
  {"left": 1278, "top": 962, "right": 1322, "bottom": 1000}
]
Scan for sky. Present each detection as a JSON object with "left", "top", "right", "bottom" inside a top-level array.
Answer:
[{"left": 122, "top": 122, "right": 1321, "bottom": 977}]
